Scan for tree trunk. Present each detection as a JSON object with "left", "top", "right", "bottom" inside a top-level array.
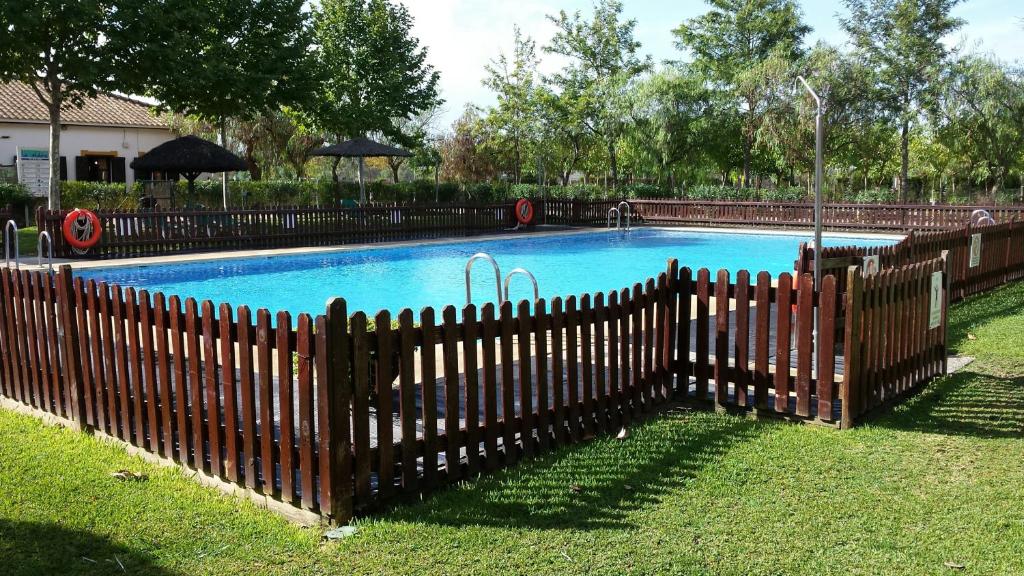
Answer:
[
  {"left": 47, "top": 94, "right": 62, "bottom": 211},
  {"left": 899, "top": 119, "right": 909, "bottom": 203},
  {"left": 607, "top": 140, "right": 618, "bottom": 191},
  {"left": 219, "top": 120, "right": 230, "bottom": 209},
  {"left": 434, "top": 164, "right": 440, "bottom": 203},
  {"left": 742, "top": 130, "right": 753, "bottom": 188}
]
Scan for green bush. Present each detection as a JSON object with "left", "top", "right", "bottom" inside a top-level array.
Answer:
[
  {"left": 852, "top": 188, "right": 897, "bottom": 204},
  {"left": 0, "top": 182, "right": 34, "bottom": 214},
  {"left": 61, "top": 181, "right": 140, "bottom": 210}
]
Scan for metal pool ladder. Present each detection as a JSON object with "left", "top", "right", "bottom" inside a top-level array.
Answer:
[
  {"left": 466, "top": 253, "right": 504, "bottom": 305},
  {"left": 503, "top": 268, "right": 539, "bottom": 302},
  {"left": 970, "top": 209, "right": 996, "bottom": 226},
  {"left": 607, "top": 207, "right": 620, "bottom": 228},
  {"left": 4, "top": 220, "right": 19, "bottom": 269},
  {"left": 37, "top": 231, "right": 54, "bottom": 272},
  {"left": 617, "top": 201, "right": 633, "bottom": 230}
]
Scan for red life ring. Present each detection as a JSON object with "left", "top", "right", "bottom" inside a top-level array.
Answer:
[
  {"left": 62, "top": 209, "right": 103, "bottom": 251},
  {"left": 514, "top": 199, "right": 534, "bottom": 225}
]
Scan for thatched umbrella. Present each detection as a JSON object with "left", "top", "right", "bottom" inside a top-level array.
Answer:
[
  {"left": 312, "top": 137, "right": 412, "bottom": 204},
  {"left": 130, "top": 135, "right": 247, "bottom": 208}
]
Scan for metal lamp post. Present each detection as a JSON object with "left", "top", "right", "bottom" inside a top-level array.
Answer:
[{"left": 798, "top": 75, "right": 824, "bottom": 289}]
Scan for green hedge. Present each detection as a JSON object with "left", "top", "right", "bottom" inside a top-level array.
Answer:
[{"left": 0, "top": 182, "right": 34, "bottom": 214}]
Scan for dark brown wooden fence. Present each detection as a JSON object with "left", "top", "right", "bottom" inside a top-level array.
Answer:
[
  {"left": 806, "top": 220, "right": 1024, "bottom": 302},
  {"left": 633, "top": 200, "right": 1024, "bottom": 231},
  {"left": 6, "top": 216, "right": 1020, "bottom": 524},
  {"left": 4, "top": 254, "right": 946, "bottom": 524},
  {"left": 36, "top": 203, "right": 521, "bottom": 259},
  {"left": 38, "top": 199, "right": 1024, "bottom": 261}
]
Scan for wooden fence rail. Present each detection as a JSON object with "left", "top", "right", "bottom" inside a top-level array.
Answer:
[
  {"left": 36, "top": 203, "right": 521, "bottom": 259},
  {"left": 2, "top": 251, "right": 955, "bottom": 525},
  {"left": 633, "top": 200, "right": 1024, "bottom": 231},
  {"left": 3, "top": 219, "right": 1017, "bottom": 525},
  {"left": 806, "top": 219, "right": 1024, "bottom": 302},
  {"left": 33, "top": 200, "right": 1024, "bottom": 260}
]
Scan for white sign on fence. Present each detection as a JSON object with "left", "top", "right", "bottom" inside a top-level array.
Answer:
[
  {"left": 929, "top": 271, "right": 943, "bottom": 329},
  {"left": 862, "top": 254, "right": 880, "bottom": 276},
  {"left": 969, "top": 233, "right": 982, "bottom": 268}
]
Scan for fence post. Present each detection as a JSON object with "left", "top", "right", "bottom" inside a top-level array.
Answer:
[
  {"left": 939, "top": 250, "right": 951, "bottom": 376},
  {"left": 324, "top": 297, "right": 354, "bottom": 524},
  {"left": 840, "top": 265, "right": 864, "bottom": 429},
  {"left": 1004, "top": 219, "right": 1014, "bottom": 285},
  {"left": 55, "top": 265, "right": 87, "bottom": 430}
]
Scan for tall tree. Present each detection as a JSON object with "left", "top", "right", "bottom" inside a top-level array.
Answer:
[
  {"left": 0, "top": 0, "right": 164, "bottom": 209},
  {"left": 624, "top": 67, "right": 713, "bottom": 190},
  {"left": 842, "top": 0, "right": 963, "bottom": 201},
  {"left": 933, "top": 55, "right": 1024, "bottom": 193},
  {"left": 139, "top": 0, "right": 312, "bottom": 204},
  {"left": 545, "top": 0, "right": 651, "bottom": 189},
  {"left": 674, "top": 0, "right": 810, "bottom": 188},
  {"left": 483, "top": 27, "right": 540, "bottom": 184},
  {"left": 302, "top": 0, "right": 442, "bottom": 184}
]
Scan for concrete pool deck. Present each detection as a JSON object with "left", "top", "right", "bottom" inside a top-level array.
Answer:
[{"left": 23, "top": 224, "right": 905, "bottom": 273}]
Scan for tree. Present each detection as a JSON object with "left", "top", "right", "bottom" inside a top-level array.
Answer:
[
  {"left": 439, "top": 107, "right": 499, "bottom": 185},
  {"left": 674, "top": 0, "right": 810, "bottom": 187},
  {"left": 482, "top": 27, "right": 540, "bottom": 184},
  {"left": 302, "top": 0, "right": 441, "bottom": 185},
  {"left": 842, "top": 0, "right": 963, "bottom": 201},
  {"left": 933, "top": 56, "right": 1024, "bottom": 193},
  {"left": 0, "top": 0, "right": 164, "bottom": 209},
  {"left": 623, "top": 67, "right": 713, "bottom": 190},
  {"left": 139, "top": 0, "right": 313, "bottom": 204},
  {"left": 545, "top": 0, "right": 651, "bottom": 189}
]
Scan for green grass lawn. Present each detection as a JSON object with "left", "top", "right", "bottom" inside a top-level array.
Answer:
[{"left": 2, "top": 282, "right": 1023, "bottom": 575}]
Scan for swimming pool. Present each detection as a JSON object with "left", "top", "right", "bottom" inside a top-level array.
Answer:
[{"left": 77, "top": 228, "right": 897, "bottom": 317}]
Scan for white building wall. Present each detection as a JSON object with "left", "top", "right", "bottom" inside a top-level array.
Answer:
[{"left": 0, "top": 122, "right": 175, "bottom": 193}]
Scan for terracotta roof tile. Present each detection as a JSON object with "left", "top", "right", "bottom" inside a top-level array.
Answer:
[{"left": 0, "top": 81, "right": 169, "bottom": 129}]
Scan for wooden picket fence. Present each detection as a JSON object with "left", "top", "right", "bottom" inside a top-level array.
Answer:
[
  {"left": 0, "top": 247, "right": 959, "bottom": 524},
  {"left": 33, "top": 199, "right": 1024, "bottom": 261},
  {"left": 633, "top": 200, "right": 1024, "bottom": 231},
  {"left": 809, "top": 220, "right": 1024, "bottom": 302},
  {"left": 36, "top": 203, "right": 522, "bottom": 259}
]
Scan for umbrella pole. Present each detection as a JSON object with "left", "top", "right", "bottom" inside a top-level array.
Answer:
[{"left": 358, "top": 156, "right": 366, "bottom": 204}]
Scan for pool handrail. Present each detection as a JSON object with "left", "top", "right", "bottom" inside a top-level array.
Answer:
[
  {"left": 37, "top": 231, "right": 54, "bottom": 272},
  {"left": 466, "top": 252, "right": 504, "bottom": 306},
  {"left": 970, "top": 209, "right": 996, "bottom": 226},
  {"left": 617, "top": 202, "right": 632, "bottom": 230},
  {"left": 503, "top": 268, "right": 539, "bottom": 303},
  {"left": 4, "top": 220, "right": 18, "bottom": 269},
  {"left": 607, "top": 207, "right": 621, "bottom": 229}
]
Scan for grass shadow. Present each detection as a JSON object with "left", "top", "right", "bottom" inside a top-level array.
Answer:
[
  {"left": 378, "top": 408, "right": 767, "bottom": 531},
  {"left": 0, "top": 518, "right": 177, "bottom": 576},
  {"left": 874, "top": 371, "right": 1024, "bottom": 439}
]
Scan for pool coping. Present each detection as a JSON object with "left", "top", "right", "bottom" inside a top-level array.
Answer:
[{"left": 33, "top": 225, "right": 906, "bottom": 272}]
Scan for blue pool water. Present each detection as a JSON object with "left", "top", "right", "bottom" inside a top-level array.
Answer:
[{"left": 78, "top": 229, "right": 896, "bottom": 317}]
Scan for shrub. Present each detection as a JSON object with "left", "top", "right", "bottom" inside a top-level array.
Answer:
[
  {"left": 61, "top": 181, "right": 140, "bottom": 210},
  {"left": 852, "top": 188, "right": 897, "bottom": 204},
  {"left": 0, "top": 182, "right": 34, "bottom": 215}
]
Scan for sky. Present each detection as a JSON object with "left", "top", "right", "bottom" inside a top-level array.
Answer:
[{"left": 405, "top": 0, "right": 1024, "bottom": 128}]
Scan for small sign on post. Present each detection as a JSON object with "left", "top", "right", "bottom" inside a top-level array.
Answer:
[
  {"left": 969, "top": 233, "right": 982, "bottom": 268},
  {"left": 929, "top": 271, "right": 943, "bottom": 329},
  {"left": 862, "top": 254, "right": 880, "bottom": 276}
]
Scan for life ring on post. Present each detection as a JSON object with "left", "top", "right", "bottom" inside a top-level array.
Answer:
[
  {"left": 62, "top": 208, "right": 103, "bottom": 251},
  {"left": 514, "top": 198, "right": 535, "bottom": 226}
]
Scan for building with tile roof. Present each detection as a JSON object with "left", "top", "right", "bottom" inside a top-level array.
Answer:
[{"left": 0, "top": 81, "right": 177, "bottom": 197}]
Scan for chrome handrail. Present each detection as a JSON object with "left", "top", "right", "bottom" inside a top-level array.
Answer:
[
  {"left": 503, "top": 268, "right": 539, "bottom": 303},
  {"left": 37, "top": 231, "right": 54, "bottom": 272},
  {"left": 4, "top": 220, "right": 18, "bottom": 269},
  {"left": 607, "top": 207, "right": 621, "bottom": 229},
  {"left": 617, "top": 201, "right": 632, "bottom": 230},
  {"left": 970, "top": 209, "right": 995, "bottom": 226},
  {"left": 466, "top": 252, "right": 504, "bottom": 306}
]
